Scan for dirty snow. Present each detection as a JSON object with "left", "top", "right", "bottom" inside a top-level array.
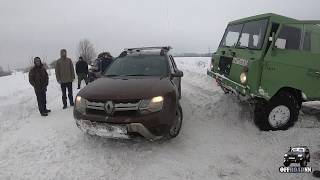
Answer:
[{"left": 0, "top": 57, "right": 319, "bottom": 180}]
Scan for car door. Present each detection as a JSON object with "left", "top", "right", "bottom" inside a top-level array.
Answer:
[
  {"left": 260, "top": 23, "right": 320, "bottom": 100},
  {"left": 168, "top": 55, "right": 181, "bottom": 98}
]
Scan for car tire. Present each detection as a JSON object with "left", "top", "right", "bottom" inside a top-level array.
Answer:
[
  {"left": 166, "top": 104, "right": 183, "bottom": 139},
  {"left": 283, "top": 161, "right": 290, "bottom": 167},
  {"left": 300, "top": 159, "right": 307, "bottom": 167},
  {"left": 313, "top": 170, "right": 320, "bottom": 178},
  {"left": 254, "top": 92, "right": 299, "bottom": 131}
]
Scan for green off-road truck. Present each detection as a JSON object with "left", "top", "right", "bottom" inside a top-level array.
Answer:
[{"left": 207, "top": 13, "right": 320, "bottom": 131}]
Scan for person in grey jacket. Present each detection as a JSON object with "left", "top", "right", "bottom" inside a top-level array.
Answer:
[{"left": 55, "top": 49, "right": 75, "bottom": 109}]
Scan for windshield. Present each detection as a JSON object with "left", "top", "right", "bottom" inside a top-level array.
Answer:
[
  {"left": 104, "top": 55, "right": 169, "bottom": 77},
  {"left": 291, "top": 148, "right": 305, "bottom": 152},
  {"left": 220, "top": 19, "right": 268, "bottom": 50},
  {"left": 220, "top": 24, "right": 243, "bottom": 47}
]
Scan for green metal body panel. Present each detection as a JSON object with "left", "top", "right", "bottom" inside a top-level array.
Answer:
[{"left": 208, "top": 13, "right": 320, "bottom": 101}]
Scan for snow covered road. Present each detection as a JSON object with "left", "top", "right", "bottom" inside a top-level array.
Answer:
[{"left": 0, "top": 57, "right": 319, "bottom": 180}]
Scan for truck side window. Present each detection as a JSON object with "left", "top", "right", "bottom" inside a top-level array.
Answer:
[
  {"left": 276, "top": 25, "right": 302, "bottom": 50},
  {"left": 303, "top": 24, "right": 320, "bottom": 54}
]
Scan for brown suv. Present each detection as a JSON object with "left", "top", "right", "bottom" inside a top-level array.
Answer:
[{"left": 74, "top": 47, "right": 183, "bottom": 140}]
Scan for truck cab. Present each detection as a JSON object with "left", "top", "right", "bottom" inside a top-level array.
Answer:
[{"left": 207, "top": 13, "right": 320, "bottom": 131}]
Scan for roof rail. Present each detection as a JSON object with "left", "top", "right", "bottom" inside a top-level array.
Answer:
[{"left": 125, "top": 46, "right": 172, "bottom": 52}]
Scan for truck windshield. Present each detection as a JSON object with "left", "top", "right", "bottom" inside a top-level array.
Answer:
[
  {"left": 104, "top": 55, "right": 169, "bottom": 77},
  {"left": 220, "top": 19, "right": 268, "bottom": 50}
]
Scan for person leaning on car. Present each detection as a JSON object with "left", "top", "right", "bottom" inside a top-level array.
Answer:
[
  {"left": 55, "top": 49, "right": 75, "bottom": 109},
  {"left": 29, "top": 57, "right": 50, "bottom": 116},
  {"left": 76, "top": 56, "right": 88, "bottom": 89}
]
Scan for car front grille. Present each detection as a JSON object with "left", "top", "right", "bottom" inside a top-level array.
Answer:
[
  {"left": 218, "top": 56, "right": 233, "bottom": 76},
  {"left": 85, "top": 100, "right": 141, "bottom": 117}
]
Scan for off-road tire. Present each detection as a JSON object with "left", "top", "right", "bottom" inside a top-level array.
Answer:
[
  {"left": 283, "top": 161, "right": 290, "bottom": 167},
  {"left": 300, "top": 159, "right": 307, "bottom": 167},
  {"left": 165, "top": 104, "right": 183, "bottom": 139},
  {"left": 254, "top": 92, "right": 299, "bottom": 131}
]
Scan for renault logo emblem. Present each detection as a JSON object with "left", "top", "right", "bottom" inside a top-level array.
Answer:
[{"left": 104, "top": 101, "right": 114, "bottom": 115}]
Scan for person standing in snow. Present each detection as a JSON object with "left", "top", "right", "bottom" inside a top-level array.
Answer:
[
  {"left": 76, "top": 56, "right": 88, "bottom": 89},
  {"left": 29, "top": 57, "right": 50, "bottom": 116},
  {"left": 99, "top": 52, "right": 114, "bottom": 73},
  {"left": 55, "top": 49, "right": 75, "bottom": 109}
]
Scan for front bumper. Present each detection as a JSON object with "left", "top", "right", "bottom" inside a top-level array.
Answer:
[
  {"left": 75, "top": 119, "right": 162, "bottom": 140},
  {"left": 284, "top": 157, "right": 304, "bottom": 163},
  {"left": 207, "top": 70, "right": 251, "bottom": 99}
]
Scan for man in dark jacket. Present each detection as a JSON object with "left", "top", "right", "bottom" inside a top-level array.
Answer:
[
  {"left": 76, "top": 57, "right": 88, "bottom": 89},
  {"left": 29, "top": 57, "right": 50, "bottom": 116},
  {"left": 55, "top": 49, "right": 75, "bottom": 109}
]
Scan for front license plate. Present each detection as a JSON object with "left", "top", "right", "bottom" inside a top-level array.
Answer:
[{"left": 98, "top": 124, "right": 127, "bottom": 134}]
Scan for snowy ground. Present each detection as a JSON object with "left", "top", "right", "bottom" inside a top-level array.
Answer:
[{"left": 0, "top": 57, "right": 319, "bottom": 180}]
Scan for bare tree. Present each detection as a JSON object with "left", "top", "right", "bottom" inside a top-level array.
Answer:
[
  {"left": 0, "top": 66, "right": 3, "bottom": 73},
  {"left": 77, "top": 39, "right": 96, "bottom": 63}
]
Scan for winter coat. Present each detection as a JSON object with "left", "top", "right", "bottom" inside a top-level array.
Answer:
[
  {"left": 55, "top": 58, "right": 75, "bottom": 83},
  {"left": 99, "top": 58, "right": 113, "bottom": 73},
  {"left": 29, "top": 65, "right": 49, "bottom": 91},
  {"left": 76, "top": 60, "right": 88, "bottom": 75}
]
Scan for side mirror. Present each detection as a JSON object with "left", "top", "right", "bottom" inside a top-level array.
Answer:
[{"left": 172, "top": 70, "right": 183, "bottom": 78}]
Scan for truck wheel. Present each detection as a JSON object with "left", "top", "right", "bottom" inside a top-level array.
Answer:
[
  {"left": 284, "top": 161, "right": 290, "bottom": 167},
  {"left": 300, "top": 159, "right": 307, "bottom": 167},
  {"left": 166, "top": 104, "right": 183, "bottom": 139},
  {"left": 254, "top": 92, "right": 299, "bottom": 131}
]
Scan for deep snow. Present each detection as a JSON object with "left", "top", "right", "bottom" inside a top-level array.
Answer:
[{"left": 0, "top": 57, "right": 319, "bottom": 180}]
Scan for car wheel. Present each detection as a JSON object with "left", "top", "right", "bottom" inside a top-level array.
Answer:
[
  {"left": 283, "top": 161, "right": 290, "bottom": 167},
  {"left": 313, "top": 170, "right": 320, "bottom": 177},
  {"left": 167, "top": 104, "right": 183, "bottom": 139},
  {"left": 254, "top": 92, "right": 299, "bottom": 131},
  {"left": 300, "top": 159, "right": 307, "bottom": 167}
]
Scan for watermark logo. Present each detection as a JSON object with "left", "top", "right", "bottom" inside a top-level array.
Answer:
[
  {"left": 280, "top": 146, "right": 312, "bottom": 173},
  {"left": 279, "top": 166, "right": 312, "bottom": 173}
]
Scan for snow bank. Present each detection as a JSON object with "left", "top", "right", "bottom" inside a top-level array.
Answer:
[{"left": 0, "top": 58, "right": 319, "bottom": 180}]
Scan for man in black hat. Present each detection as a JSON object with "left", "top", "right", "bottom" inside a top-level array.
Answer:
[{"left": 29, "top": 57, "right": 50, "bottom": 116}]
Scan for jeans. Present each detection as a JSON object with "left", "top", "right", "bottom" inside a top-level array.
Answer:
[
  {"left": 77, "top": 73, "right": 88, "bottom": 88},
  {"left": 61, "top": 82, "right": 73, "bottom": 106},
  {"left": 35, "top": 89, "right": 47, "bottom": 114}
]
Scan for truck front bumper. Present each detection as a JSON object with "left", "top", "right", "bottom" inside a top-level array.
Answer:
[{"left": 207, "top": 70, "right": 251, "bottom": 100}]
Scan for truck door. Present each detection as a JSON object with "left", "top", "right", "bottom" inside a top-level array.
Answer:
[{"left": 260, "top": 23, "right": 320, "bottom": 100}]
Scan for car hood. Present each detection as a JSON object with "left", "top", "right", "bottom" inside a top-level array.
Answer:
[{"left": 78, "top": 76, "right": 173, "bottom": 101}]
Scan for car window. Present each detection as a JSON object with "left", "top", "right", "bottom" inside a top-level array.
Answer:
[
  {"left": 291, "top": 148, "right": 305, "bottom": 152},
  {"left": 303, "top": 24, "right": 320, "bottom": 54},
  {"left": 276, "top": 25, "right": 302, "bottom": 50},
  {"left": 220, "top": 24, "right": 243, "bottom": 47},
  {"left": 238, "top": 19, "right": 268, "bottom": 49},
  {"left": 104, "top": 55, "right": 169, "bottom": 77}
]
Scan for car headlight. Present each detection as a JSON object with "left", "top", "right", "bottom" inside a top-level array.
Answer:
[
  {"left": 240, "top": 72, "right": 247, "bottom": 84},
  {"left": 139, "top": 96, "right": 164, "bottom": 114},
  {"left": 75, "top": 96, "right": 87, "bottom": 113},
  {"left": 284, "top": 154, "right": 288, "bottom": 157},
  {"left": 298, "top": 154, "right": 303, "bottom": 157}
]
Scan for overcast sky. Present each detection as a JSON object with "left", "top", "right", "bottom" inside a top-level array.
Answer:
[{"left": 0, "top": 0, "right": 319, "bottom": 69}]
